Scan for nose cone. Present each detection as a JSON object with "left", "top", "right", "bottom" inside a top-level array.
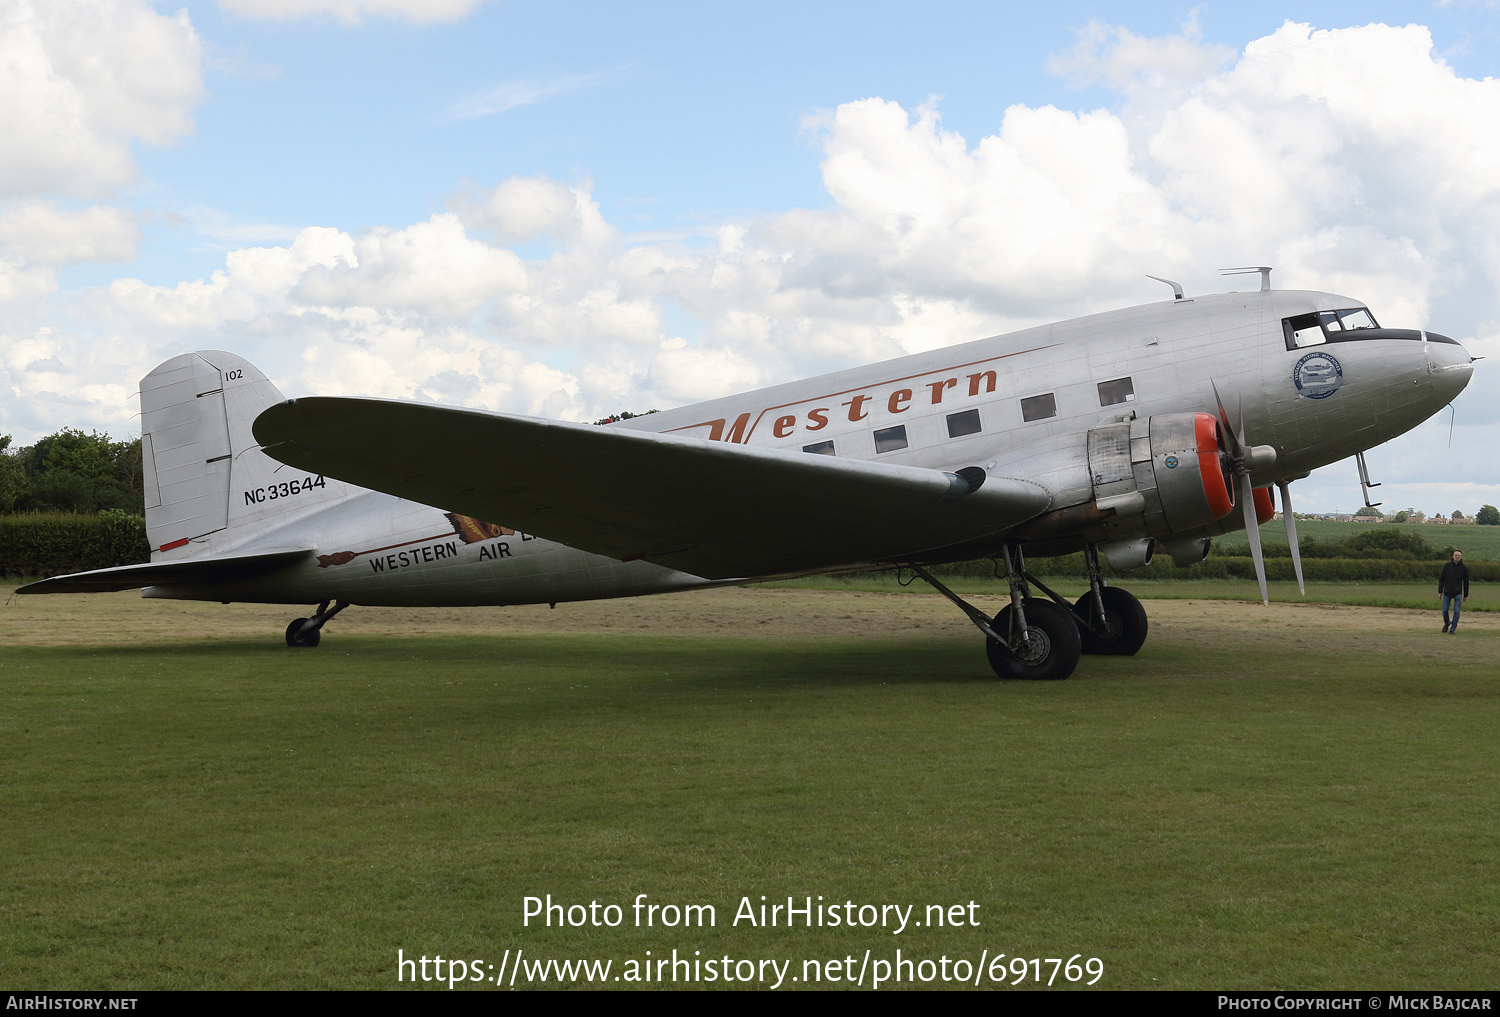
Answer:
[{"left": 1427, "top": 335, "right": 1474, "bottom": 405}]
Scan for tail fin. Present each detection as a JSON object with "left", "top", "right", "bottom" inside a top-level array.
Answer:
[{"left": 141, "top": 351, "right": 345, "bottom": 558}]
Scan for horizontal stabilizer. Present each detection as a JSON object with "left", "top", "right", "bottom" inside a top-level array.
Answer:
[
  {"left": 253, "top": 397, "right": 1051, "bottom": 579},
  {"left": 16, "top": 547, "right": 314, "bottom": 594}
]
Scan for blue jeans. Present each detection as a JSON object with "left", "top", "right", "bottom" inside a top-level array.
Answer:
[{"left": 1443, "top": 593, "right": 1463, "bottom": 630}]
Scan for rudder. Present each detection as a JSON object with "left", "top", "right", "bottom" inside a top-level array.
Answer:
[{"left": 141, "top": 351, "right": 346, "bottom": 558}]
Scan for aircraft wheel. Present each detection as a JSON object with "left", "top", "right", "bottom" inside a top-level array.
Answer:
[
  {"left": 986, "top": 598, "right": 1082, "bottom": 681},
  {"left": 285, "top": 619, "right": 321, "bottom": 648},
  {"left": 1071, "top": 587, "right": 1148, "bottom": 656}
]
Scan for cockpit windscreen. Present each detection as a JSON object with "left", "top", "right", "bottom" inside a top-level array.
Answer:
[{"left": 1283, "top": 307, "right": 1381, "bottom": 349}]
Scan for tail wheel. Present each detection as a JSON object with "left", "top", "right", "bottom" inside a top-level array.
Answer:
[
  {"left": 1071, "top": 587, "right": 1148, "bottom": 656},
  {"left": 285, "top": 619, "right": 321, "bottom": 648},
  {"left": 986, "top": 598, "right": 1082, "bottom": 681}
]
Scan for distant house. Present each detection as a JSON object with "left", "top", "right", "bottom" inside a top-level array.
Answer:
[
  {"left": 1335, "top": 514, "right": 1353, "bottom": 522},
  {"left": 1427, "top": 515, "right": 1449, "bottom": 524},
  {"left": 1354, "top": 515, "right": 1381, "bottom": 522}
]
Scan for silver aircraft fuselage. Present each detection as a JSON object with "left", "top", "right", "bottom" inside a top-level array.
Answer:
[{"left": 143, "top": 287, "right": 1473, "bottom": 606}]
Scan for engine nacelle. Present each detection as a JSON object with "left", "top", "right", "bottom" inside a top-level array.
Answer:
[
  {"left": 1131, "top": 412, "right": 1236, "bottom": 536},
  {"left": 1160, "top": 535, "right": 1210, "bottom": 567},
  {"left": 1100, "top": 537, "right": 1155, "bottom": 571},
  {"left": 1085, "top": 412, "right": 1239, "bottom": 545}
]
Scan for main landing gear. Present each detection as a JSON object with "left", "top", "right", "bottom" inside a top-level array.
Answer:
[
  {"left": 285, "top": 600, "right": 349, "bottom": 648},
  {"left": 1071, "top": 543, "right": 1148, "bottom": 656},
  {"left": 911, "top": 541, "right": 1149, "bottom": 681}
]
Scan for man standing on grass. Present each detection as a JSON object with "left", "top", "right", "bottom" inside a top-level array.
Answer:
[{"left": 1439, "top": 550, "right": 1470, "bottom": 634}]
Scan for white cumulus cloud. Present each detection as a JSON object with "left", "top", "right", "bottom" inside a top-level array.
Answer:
[
  {"left": 0, "top": 0, "right": 204, "bottom": 198},
  {"left": 1049, "top": 12, "right": 1236, "bottom": 94},
  {"left": 217, "top": 0, "right": 481, "bottom": 24},
  {"left": 0, "top": 203, "right": 139, "bottom": 265}
]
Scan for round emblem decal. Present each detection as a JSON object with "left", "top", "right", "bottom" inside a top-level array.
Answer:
[
  {"left": 1293, "top": 351, "right": 1344, "bottom": 400},
  {"left": 1164, "top": 455, "right": 1180, "bottom": 469}
]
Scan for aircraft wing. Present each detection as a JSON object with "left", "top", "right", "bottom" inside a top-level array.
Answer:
[
  {"left": 252, "top": 397, "right": 1050, "bottom": 580},
  {"left": 16, "top": 547, "right": 315, "bottom": 594}
]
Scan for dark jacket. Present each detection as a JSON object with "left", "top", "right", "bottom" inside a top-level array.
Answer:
[{"left": 1439, "top": 560, "right": 1470, "bottom": 598}]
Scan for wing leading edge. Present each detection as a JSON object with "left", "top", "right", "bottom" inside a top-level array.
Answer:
[{"left": 252, "top": 397, "right": 1049, "bottom": 580}]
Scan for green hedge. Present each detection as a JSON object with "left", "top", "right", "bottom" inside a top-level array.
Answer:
[
  {"left": 930, "top": 553, "right": 1499, "bottom": 583},
  {"left": 6, "top": 512, "right": 1490, "bottom": 586},
  {"left": 0, "top": 510, "right": 150, "bottom": 578}
]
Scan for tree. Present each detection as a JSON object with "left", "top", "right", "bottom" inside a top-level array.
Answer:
[
  {"left": 1341, "top": 527, "right": 1443, "bottom": 560},
  {"left": 6, "top": 429, "right": 144, "bottom": 514},
  {"left": 1452, "top": 509, "right": 1466, "bottom": 522},
  {"left": 1391, "top": 510, "right": 1409, "bottom": 523},
  {"left": 1478, "top": 505, "right": 1500, "bottom": 526},
  {"left": 593, "top": 409, "right": 659, "bottom": 425},
  {"left": 0, "top": 435, "right": 25, "bottom": 512}
]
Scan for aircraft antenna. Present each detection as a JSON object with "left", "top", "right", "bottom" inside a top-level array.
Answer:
[
  {"left": 1146, "top": 275, "right": 1185, "bottom": 300},
  {"left": 1220, "top": 266, "right": 1272, "bottom": 291}
]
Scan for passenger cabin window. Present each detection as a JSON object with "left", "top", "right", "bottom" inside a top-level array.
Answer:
[
  {"left": 1283, "top": 307, "right": 1381, "bottom": 350},
  {"left": 1021, "top": 393, "right": 1056, "bottom": 422},
  {"left": 873, "top": 425, "right": 908, "bottom": 453},
  {"left": 946, "top": 408, "right": 981, "bottom": 438},
  {"left": 802, "top": 440, "right": 835, "bottom": 455},
  {"left": 1097, "top": 377, "right": 1135, "bottom": 406}
]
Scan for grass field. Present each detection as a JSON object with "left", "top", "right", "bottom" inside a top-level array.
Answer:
[
  {"left": 2, "top": 583, "right": 1496, "bottom": 990},
  {"left": 762, "top": 576, "right": 1500, "bottom": 612}
]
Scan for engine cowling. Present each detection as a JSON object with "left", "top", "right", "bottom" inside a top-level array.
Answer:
[{"left": 1138, "top": 412, "right": 1236, "bottom": 535}]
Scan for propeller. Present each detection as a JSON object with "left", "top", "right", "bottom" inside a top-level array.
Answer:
[
  {"left": 1211, "top": 381, "right": 1279, "bottom": 606},
  {"left": 1276, "top": 480, "right": 1306, "bottom": 596}
]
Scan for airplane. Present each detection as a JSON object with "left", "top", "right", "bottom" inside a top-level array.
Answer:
[{"left": 18, "top": 268, "right": 1475, "bottom": 681}]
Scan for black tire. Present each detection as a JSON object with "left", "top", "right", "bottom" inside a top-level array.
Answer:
[
  {"left": 285, "top": 619, "right": 321, "bottom": 648},
  {"left": 1071, "top": 587, "right": 1148, "bottom": 656},
  {"left": 986, "top": 598, "right": 1082, "bottom": 681}
]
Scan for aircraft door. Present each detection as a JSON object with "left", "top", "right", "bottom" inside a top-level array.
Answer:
[{"left": 139, "top": 353, "right": 232, "bottom": 555}]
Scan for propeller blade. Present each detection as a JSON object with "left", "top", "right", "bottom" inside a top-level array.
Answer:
[
  {"left": 1277, "top": 480, "right": 1305, "bottom": 596},
  {"left": 1239, "top": 470, "right": 1269, "bottom": 606},
  {"left": 1210, "top": 379, "right": 1245, "bottom": 459}
]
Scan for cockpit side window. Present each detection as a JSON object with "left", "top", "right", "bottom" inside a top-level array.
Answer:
[{"left": 1283, "top": 313, "right": 1326, "bottom": 349}]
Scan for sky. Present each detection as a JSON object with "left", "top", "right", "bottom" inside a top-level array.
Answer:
[{"left": 2, "top": 0, "right": 1499, "bottom": 518}]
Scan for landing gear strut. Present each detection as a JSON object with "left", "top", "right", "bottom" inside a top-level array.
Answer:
[
  {"left": 911, "top": 543, "right": 1082, "bottom": 681},
  {"left": 285, "top": 600, "right": 349, "bottom": 648},
  {"left": 1071, "top": 543, "right": 1148, "bottom": 655}
]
